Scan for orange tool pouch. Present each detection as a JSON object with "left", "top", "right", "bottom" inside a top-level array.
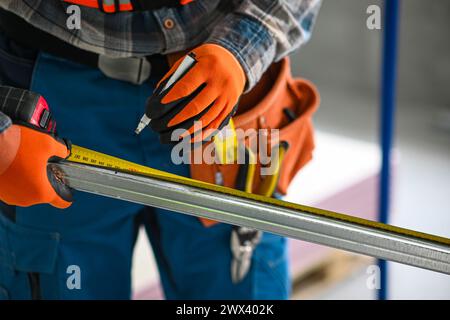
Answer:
[{"left": 189, "top": 57, "right": 320, "bottom": 227}]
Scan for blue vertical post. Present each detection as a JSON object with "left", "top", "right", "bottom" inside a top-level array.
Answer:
[{"left": 378, "top": 0, "right": 400, "bottom": 300}]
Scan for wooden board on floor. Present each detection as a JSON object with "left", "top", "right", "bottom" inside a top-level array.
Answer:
[{"left": 291, "top": 251, "right": 374, "bottom": 300}]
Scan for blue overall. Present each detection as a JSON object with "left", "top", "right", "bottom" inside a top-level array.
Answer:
[{"left": 0, "top": 33, "right": 290, "bottom": 300}]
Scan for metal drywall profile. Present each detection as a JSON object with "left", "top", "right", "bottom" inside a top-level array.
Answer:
[{"left": 52, "top": 161, "right": 450, "bottom": 275}]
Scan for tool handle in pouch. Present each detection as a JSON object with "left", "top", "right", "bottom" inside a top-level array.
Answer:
[{"left": 213, "top": 118, "right": 238, "bottom": 165}]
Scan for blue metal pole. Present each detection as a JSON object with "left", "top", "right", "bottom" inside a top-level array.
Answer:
[{"left": 378, "top": 0, "right": 400, "bottom": 300}]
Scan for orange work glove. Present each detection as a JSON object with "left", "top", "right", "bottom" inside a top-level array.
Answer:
[
  {"left": 0, "top": 123, "right": 72, "bottom": 208},
  {"left": 146, "top": 44, "right": 246, "bottom": 144}
]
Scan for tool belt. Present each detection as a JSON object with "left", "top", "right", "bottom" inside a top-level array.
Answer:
[{"left": 190, "top": 57, "right": 320, "bottom": 226}]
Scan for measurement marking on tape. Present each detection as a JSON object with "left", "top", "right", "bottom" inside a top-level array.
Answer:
[{"left": 67, "top": 145, "right": 450, "bottom": 247}]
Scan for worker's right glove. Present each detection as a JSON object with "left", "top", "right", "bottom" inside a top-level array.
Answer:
[
  {"left": 146, "top": 44, "right": 246, "bottom": 144},
  {"left": 0, "top": 122, "right": 73, "bottom": 208}
]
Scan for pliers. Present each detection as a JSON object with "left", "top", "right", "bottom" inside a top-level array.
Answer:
[{"left": 230, "top": 141, "right": 289, "bottom": 283}]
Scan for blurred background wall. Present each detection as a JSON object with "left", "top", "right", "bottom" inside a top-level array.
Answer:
[
  {"left": 288, "top": 0, "right": 450, "bottom": 299},
  {"left": 293, "top": 0, "right": 450, "bottom": 106}
]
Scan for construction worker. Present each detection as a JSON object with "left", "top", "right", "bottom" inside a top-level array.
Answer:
[{"left": 0, "top": 0, "right": 321, "bottom": 299}]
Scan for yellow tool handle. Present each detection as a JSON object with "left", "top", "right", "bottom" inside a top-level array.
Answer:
[{"left": 213, "top": 118, "right": 238, "bottom": 165}]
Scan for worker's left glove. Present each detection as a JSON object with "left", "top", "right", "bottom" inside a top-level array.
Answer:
[
  {"left": 0, "top": 122, "right": 73, "bottom": 208},
  {"left": 146, "top": 44, "right": 246, "bottom": 144}
]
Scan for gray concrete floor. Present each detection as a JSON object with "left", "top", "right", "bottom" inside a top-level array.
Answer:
[{"left": 306, "top": 86, "right": 450, "bottom": 299}]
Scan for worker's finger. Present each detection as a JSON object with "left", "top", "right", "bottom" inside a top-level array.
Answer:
[
  {"left": 175, "top": 97, "right": 227, "bottom": 139},
  {"left": 167, "top": 87, "right": 218, "bottom": 127},
  {"left": 156, "top": 100, "right": 216, "bottom": 144},
  {"left": 197, "top": 102, "right": 237, "bottom": 142},
  {"left": 156, "top": 57, "right": 184, "bottom": 88},
  {"left": 149, "top": 85, "right": 205, "bottom": 130},
  {"left": 161, "top": 65, "right": 206, "bottom": 104}
]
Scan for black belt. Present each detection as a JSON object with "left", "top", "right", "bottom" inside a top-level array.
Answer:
[
  {"left": 0, "top": 9, "right": 168, "bottom": 83},
  {"left": 131, "top": 0, "right": 187, "bottom": 11}
]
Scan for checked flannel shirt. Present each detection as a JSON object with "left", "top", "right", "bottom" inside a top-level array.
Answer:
[{"left": 0, "top": 0, "right": 321, "bottom": 90}]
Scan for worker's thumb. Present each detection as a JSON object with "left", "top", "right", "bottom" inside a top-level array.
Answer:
[{"left": 47, "top": 138, "right": 73, "bottom": 209}]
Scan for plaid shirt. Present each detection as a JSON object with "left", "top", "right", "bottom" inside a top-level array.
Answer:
[
  {"left": 0, "top": 0, "right": 321, "bottom": 90},
  {"left": 0, "top": 112, "right": 11, "bottom": 133}
]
